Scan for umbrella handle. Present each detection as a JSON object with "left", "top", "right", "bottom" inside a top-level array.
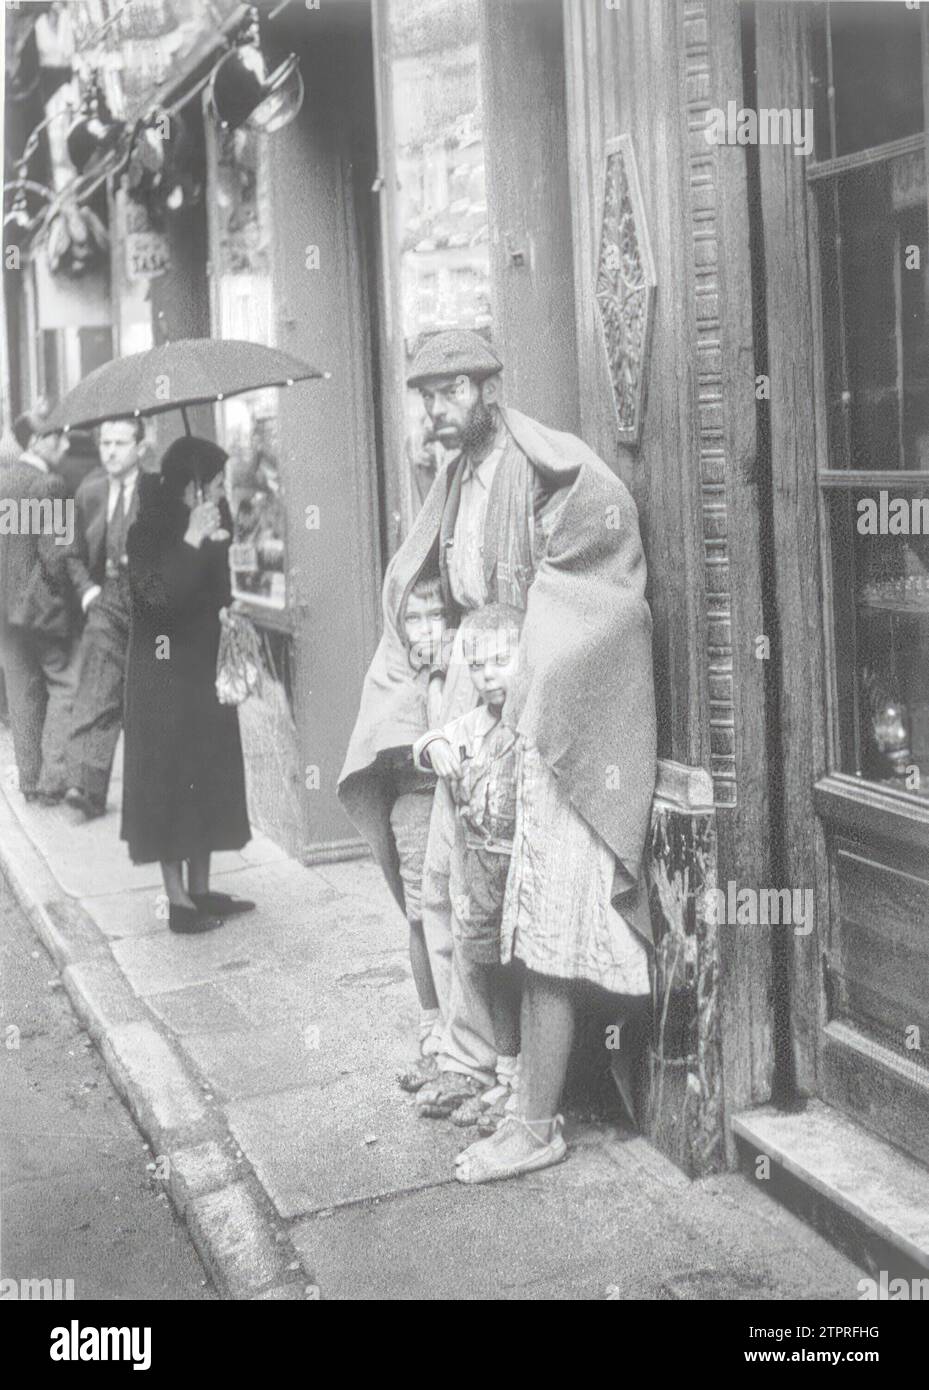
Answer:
[{"left": 180, "top": 404, "right": 192, "bottom": 436}]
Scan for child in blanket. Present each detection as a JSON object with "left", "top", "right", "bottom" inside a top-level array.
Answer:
[{"left": 381, "top": 574, "right": 449, "bottom": 1092}]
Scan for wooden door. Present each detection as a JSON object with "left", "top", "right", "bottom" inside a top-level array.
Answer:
[{"left": 758, "top": 1, "right": 929, "bottom": 1164}]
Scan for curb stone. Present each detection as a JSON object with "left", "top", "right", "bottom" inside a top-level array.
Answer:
[{"left": 0, "top": 784, "right": 317, "bottom": 1300}]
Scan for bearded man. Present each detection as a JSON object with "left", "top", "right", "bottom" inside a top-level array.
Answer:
[{"left": 340, "top": 330, "right": 657, "bottom": 1182}]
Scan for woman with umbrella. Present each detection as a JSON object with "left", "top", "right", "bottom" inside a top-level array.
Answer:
[
  {"left": 40, "top": 337, "right": 323, "bottom": 930},
  {"left": 122, "top": 436, "right": 255, "bottom": 933}
]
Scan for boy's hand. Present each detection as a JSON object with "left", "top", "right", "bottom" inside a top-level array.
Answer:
[
  {"left": 426, "top": 670, "right": 445, "bottom": 727},
  {"left": 426, "top": 736, "right": 462, "bottom": 781}
]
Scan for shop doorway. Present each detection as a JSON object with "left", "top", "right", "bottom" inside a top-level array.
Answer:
[
  {"left": 204, "top": 0, "right": 384, "bottom": 863},
  {"left": 759, "top": 2, "right": 929, "bottom": 1165}
]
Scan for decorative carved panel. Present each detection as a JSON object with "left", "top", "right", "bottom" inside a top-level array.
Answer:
[
  {"left": 595, "top": 134, "right": 656, "bottom": 447},
  {"left": 683, "top": 1, "right": 737, "bottom": 809}
]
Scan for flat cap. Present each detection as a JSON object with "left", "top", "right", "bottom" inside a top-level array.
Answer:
[{"left": 407, "top": 329, "right": 502, "bottom": 388}]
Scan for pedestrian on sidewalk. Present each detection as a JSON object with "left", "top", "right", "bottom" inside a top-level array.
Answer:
[
  {"left": 64, "top": 418, "right": 145, "bottom": 819},
  {"left": 340, "top": 330, "right": 657, "bottom": 1183},
  {"left": 0, "top": 411, "right": 79, "bottom": 805},
  {"left": 121, "top": 435, "right": 254, "bottom": 935}
]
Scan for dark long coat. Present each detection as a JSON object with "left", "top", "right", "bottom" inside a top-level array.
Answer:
[{"left": 121, "top": 504, "right": 250, "bottom": 864}]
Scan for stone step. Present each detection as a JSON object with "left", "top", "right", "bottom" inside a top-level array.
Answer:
[{"left": 732, "top": 1101, "right": 929, "bottom": 1286}]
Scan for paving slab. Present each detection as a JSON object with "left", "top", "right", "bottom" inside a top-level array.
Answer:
[
  {"left": 227, "top": 1077, "right": 466, "bottom": 1220},
  {"left": 146, "top": 982, "right": 256, "bottom": 1037}
]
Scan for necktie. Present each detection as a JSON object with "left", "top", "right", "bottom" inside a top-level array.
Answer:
[{"left": 105, "top": 482, "right": 127, "bottom": 577}]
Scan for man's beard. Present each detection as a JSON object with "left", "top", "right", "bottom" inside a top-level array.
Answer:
[{"left": 460, "top": 398, "right": 496, "bottom": 453}]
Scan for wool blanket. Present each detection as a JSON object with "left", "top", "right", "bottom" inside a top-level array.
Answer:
[{"left": 338, "top": 407, "right": 657, "bottom": 937}]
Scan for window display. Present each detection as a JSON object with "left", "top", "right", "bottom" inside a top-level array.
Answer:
[
  {"left": 383, "top": 0, "right": 493, "bottom": 518},
  {"left": 205, "top": 116, "right": 286, "bottom": 612},
  {"left": 812, "top": 4, "right": 929, "bottom": 800}
]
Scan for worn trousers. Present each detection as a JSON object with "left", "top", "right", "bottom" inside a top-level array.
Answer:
[
  {"left": 421, "top": 778, "right": 498, "bottom": 1086},
  {"left": 0, "top": 626, "right": 79, "bottom": 796},
  {"left": 67, "top": 585, "right": 130, "bottom": 807},
  {"left": 419, "top": 630, "right": 498, "bottom": 1087}
]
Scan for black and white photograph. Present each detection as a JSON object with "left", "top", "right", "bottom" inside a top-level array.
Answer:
[{"left": 0, "top": 0, "right": 927, "bottom": 1339}]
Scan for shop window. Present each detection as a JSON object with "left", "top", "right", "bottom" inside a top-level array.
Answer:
[
  {"left": 380, "top": 0, "right": 493, "bottom": 519},
  {"left": 812, "top": 4, "right": 929, "bottom": 799},
  {"left": 205, "top": 118, "right": 286, "bottom": 614},
  {"left": 40, "top": 325, "right": 114, "bottom": 403},
  {"left": 111, "top": 186, "right": 158, "bottom": 358},
  {"left": 809, "top": 4, "right": 923, "bottom": 161}
]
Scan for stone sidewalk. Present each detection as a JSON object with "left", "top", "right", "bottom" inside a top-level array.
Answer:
[{"left": 0, "top": 725, "right": 866, "bottom": 1299}]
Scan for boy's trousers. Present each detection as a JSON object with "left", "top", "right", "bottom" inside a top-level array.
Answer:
[{"left": 420, "top": 634, "right": 499, "bottom": 1088}]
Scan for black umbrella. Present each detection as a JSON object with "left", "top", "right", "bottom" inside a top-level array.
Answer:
[{"left": 41, "top": 338, "right": 327, "bottom": 434}]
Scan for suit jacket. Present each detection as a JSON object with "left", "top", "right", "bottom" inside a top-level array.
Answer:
[
  {"left": 65, "top": 467, "right": 139, "bottom": 602},
  {"left": 0, "top": 455, "right": 71, "bottom": 639}
]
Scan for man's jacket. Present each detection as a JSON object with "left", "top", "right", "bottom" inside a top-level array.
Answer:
[
  {"left": 0, "top": 455, "right": 71, "bottom": 640},
  {"left": 65, "top": 467, "right": 138, "bottom": 603}
]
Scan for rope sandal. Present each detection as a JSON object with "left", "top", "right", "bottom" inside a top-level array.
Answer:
[{"left": 455, "top": 1115, "right": 567, "bottom": 1184}]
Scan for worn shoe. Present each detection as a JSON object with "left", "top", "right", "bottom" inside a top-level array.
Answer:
[
  {"left": 397, "top": 1053, "right": 439, "bottom": 1093},
  {"left": 451, "top": 1076, "right": 513, "bottom": 1129},
  {"left": 168, "top": 904, "right": 224, "bottom": 935},
  {"left": 476, "top": 1089, "right": 512, "bottom": 1137},
  {"left": 35, "top": 790, "right": 65, "bottom": 807},
  {"left": 416, "top": 1071, "right": 484, "bottom": 1119},
  {"left": 65, "top": 787, "right": 105, "bottom": 820},
  {"left": 190, "top": 891, "right": 256, "bottom": 917},
  {"left": 450, "top": 1093, "right": 486, "bottom": 1127}
]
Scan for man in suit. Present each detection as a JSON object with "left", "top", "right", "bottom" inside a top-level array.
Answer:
[
  {"left": 65, "top": 417, "right": 144, "bottom": 819},
  {"left": 0, "top": 411, "right": 78, "bottom": 804}
]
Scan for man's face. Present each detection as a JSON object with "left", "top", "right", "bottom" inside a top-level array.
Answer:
[
  {"left": 403, "top": 587, "right": 447, "bottom": 670},
  {"left": 466, "top": 629, "right": 520, "bottom": 710},
  {"left": 98, "top": 421, "right": 141, "bottom": 478},
  {"left": 33, "top": 430, "right": 67, "bottom": 468},
  {"left": 418, "top": 374, "right": 494, "bottom": 453}
]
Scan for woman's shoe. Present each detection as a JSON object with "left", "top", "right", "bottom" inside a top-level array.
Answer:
[
  {"left": 190, "top": 891, "right": 256, "bottom": 917},
  {"left": 169, "top": 904, "right": 224, "bottom": 934}
]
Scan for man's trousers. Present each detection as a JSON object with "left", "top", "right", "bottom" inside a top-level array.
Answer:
[
  {"left": 67, "top": 586, "right": 130, "bottom": 808},
  {"left": 0, "top": 626, "right": 79, "bottom": 797}
]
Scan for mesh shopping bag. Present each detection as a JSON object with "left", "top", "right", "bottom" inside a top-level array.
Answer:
[{"left": 216, "top": 608, "right": 264, "bottom": 706}]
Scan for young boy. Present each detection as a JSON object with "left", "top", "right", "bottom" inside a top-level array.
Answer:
[
  {"left": 381, "top": 574, "right": 448, "bottom": 1091},
  {"left": 413, "top": 603, "right": 524, "bottom": 1126}
]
